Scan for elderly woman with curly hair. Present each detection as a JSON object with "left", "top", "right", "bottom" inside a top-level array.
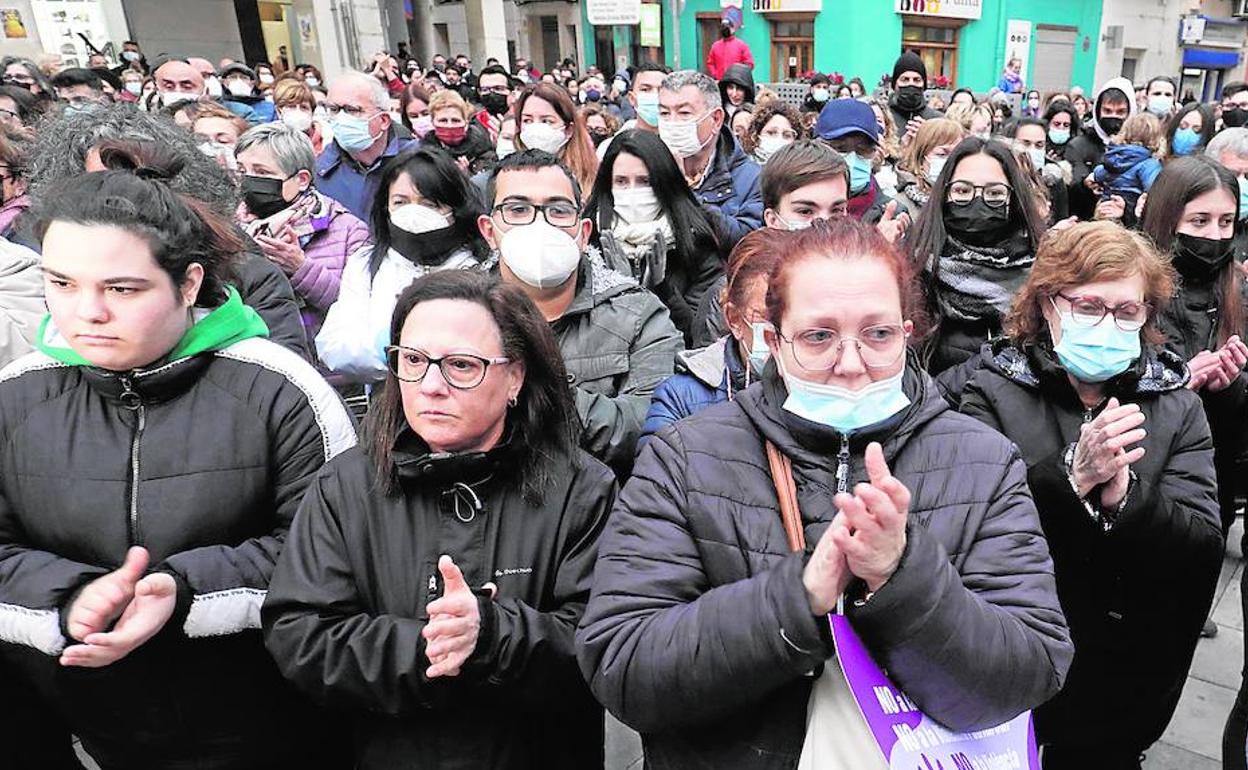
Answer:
[{"left": 740, "top": 100, "right": 808, "bottom": 165}]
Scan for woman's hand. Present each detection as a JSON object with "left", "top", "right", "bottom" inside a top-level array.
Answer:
[
  {"left": 423, "top": 555, "right": 481, "bottom": 679},
  {"left": 830, "top": 442, "right": 909, "bottom": 593},
  {"left": 1205, "top": 336, "right": 1248, "bottom": 392},
  {"left": 1071, "top": 398, "right": 1146, "bottom": 498},
  {"left": 875, "top": 200, "right": 909, "bottom": 245},
  {"left": 1093, "top": 195, "right": 1125, "bottom": 221},
  {"left": 255, "top": 225, "right": 305, "bottom": 275},
  {"left": 64, "top": 546, "right": 149, "bottom": 642},
  {"left": 802, "top": 513, "right": 851, "bottom": 616},
  {"left": 61, "top": 572, "right": 176, "bottom": 668}
]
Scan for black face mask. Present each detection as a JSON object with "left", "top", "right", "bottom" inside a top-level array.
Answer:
[
  {"left": 241, "top": 174, "right": 294, "bottom": 219},
  {"left": 1098, "top": 116, "right": 1125, "bottom": 136},
  {"left": 388, "top": 222, "right": 466, "bottom": 267},
  {"left": 944, "top": 198, "right": 1012, "bottom": 247},
  {"left": 895, "top": 85, "right": 925, "bottom": 113},
  {"left": 480, "top": 92, "right": 509, "bottom": 117},
  {"left": 1174, "top": 232, "right": 1235, "bottom": 282},
  {"left": 1225, "top": 107, "right": 1248, "bottom": 128},
  {"left": 590, "top": 132, "right": 610, "bottom": 148}
]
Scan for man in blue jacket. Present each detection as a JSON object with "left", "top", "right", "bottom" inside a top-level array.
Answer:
[{"left": 657, "top": 70, "right": 762, "bottom": 247}]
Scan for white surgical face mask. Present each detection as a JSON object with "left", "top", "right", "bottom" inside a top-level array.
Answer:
[
  {"left": 496, "top": 137, "right": 516, "bottom": 159},
  {"left": 161, "top": 90, "right": 198, "bottom": 107},
  {"left": 612, "top": 186, "right": 662, "bottom": 224},
  {"left": 259, "top": 73, "right": 275, "bottom": 85},
  {"left": 281, "top": 108, "right": 313, "bottom": 132},
  {"left": 227, "top": 79, "right": 254, "bottom": 97},
  {"left": 925, "top": 155, "right": 946, "bottom": 184},
  {"left": 520, "top": 122, "right": 569, "bottom": 155},
  {"left": 305, "top": 76, "right": 320, "bottom": 88},
  {"left": 659, "top": 112, "right": 713, "bottom": 159},
  {"left": 1024, "top": 146, "right": 1045, "bottom": 170},
  {"left": 124, "top": 81, "right": 143, "bottom": 96},
  {"left": 755, "top": 134, "right": 791, "bottom": 164},
  {"left": 771, "top": 211, "right": 812, "bottom": 231},
  {"left": 204, "top": 77, "right": 223, "bottom": 99},
  {"left": 390, "top": 203, "right": 451, "bottom": 235},
  {"left": 499, "top": 220, "right": 582, "bottom": 289},
  {"left": 199, "top": 141, "right": 237, "bottom": 171}
]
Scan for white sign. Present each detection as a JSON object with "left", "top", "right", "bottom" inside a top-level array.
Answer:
[
  {"left": 1181, "top": 16, "right": 1206, "bottom": 45},
  {"left": 29, "top": 0, "right": 116, "bottom": 67},
  {"left": 894, "top": 0, "right": 982, "bottom": 21},
  {"left": 753, "top": 0, "right": 822, "bottom": 12},
  {"left": 1005, "top": 19, "right": 1032, "bottom": 84},
  {"left": 587, "top": 0, "right": 641, "bottom": 26}
]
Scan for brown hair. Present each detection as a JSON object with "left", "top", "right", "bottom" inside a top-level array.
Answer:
[
  {"left": 191, "top": 101, "right": 249, "bottom": 139},
  {"left": 580, "top": 103, "right": 620, "bottom": 135},
  {"left": 1005, "top": 221, "right": 1175, "bottom": 348},
  {"left": 760, "top": 139, "right": 848, "bottom": 211},
  {"left": 1115, "top": 112, "right": 1161, "bottom": 152},
  {"left": 765, "top": 217, "right": 928, "bottom": 337},
  {"left": 898, "top": 117, "right": 965, "bottom": 181},
  {"left": 514, "top": 83, "right": 599, "bottom": 195},
  {"left": 272, "top": 78, "right": 315, "bottom": 111},
  {"left": 721, "top": 229, "right": 784, "bottom": 328},
  {"left": 741, "top": 101, "right": 807, "bottom": 155}
]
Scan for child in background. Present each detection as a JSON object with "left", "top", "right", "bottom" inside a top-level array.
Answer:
[{"left": 1092, "top": 112, "right": 1163, "bottom": 228}]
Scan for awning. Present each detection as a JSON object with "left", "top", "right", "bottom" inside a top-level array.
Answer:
[{"left": 1182, "top": 48, "right": 1241, "bottom": 69}]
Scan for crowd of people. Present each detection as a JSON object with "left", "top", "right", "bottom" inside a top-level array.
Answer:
[{"left": 0, "top": 34, "right": 1246, "bottom": 770}]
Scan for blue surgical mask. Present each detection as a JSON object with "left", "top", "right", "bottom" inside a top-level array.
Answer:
[
  {"left": 332, "top": 113, "right": 381, "bottom": 153},
  {"left": 1053, "top": 311, "right": 1141, "bottom": 383},
  {"left": 1238, "top": 177, "right": 1248, "bottom": 221},
  {"left": 748, "top": 322, "right": 771, "bottom": 371},
  {"left": 635, "top": 92, "right": 660, "bottom": 127},
  {"left": 841, "top": 151, "right": 873, "bottom": 194},
  {"left": 779, "top": 358, "right": 911, "bottom": 434},
  {"left": 1171, "top": 127, "right": 1201, "bottom": 156},
  {"left": 1048, "top": 128, "right": 1070, "bottom": 146},
  {"left": 1147, "top": 96, "right": 1174, "bottom": 116}
]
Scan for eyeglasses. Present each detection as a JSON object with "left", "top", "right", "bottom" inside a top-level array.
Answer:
[
  {"left": 762, "top": 128, "right": 798, "bottom": 141},
  {"left": 480, "top": 85, "right": 511, "bottom": 95},
  {"left": 1051, "top": 294, "right": 1151, "bottom": 332},
  {"left": 777, "top": 324, "right": 909, "bottom": 371},
  {"left": 947, "top": 181, "right": 1012, "bottom": 208},
  {"left": 492, "top": 200, "right": 580, "bottom": 228},
  {"left": 1, "top": 74, "right": 34, "bottom": 86},
  {"left": 0, "top": 108, "right": 17, "bottom": 122},
  {"left": 321, "top": 102, "right": 377, "bottom": 119},
  {"left": 385, "top": 346, "right": 510, "bottom": 389}
]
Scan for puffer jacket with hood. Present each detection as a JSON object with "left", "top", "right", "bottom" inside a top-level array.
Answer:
[
  {"left": 693, "top": 125, "right": 764, "bottom": 247},
  {"left": 639, "top": 336, "right": 755, "bottom": 450},
  {"left": 718, "top": 63, "right": 756, "bottom": 117},
  {"left": 1066, "top": 76, "right": 1137, "bottom": 220},
  {"left": 262, "top": 437, "right": 617, "bottom": 770},
  {"left": 0, "top": 289, "right": 358, "bottom": 769},
  {"left": 960, "top": 340, "right": 1223, "bottom": 761},
  {"left": 577, "top": 354, "right": 1073, "bottom": 769}
]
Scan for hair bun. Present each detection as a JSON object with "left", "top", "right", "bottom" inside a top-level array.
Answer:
[{"left": 95, "top": 139, "right": 185, "bottom": 182}]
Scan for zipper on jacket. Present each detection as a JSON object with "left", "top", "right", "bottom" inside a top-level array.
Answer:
[
  {"left": 835, "top": 433, "right": 852, "bottom": 494},
  {"left": 119, "top": 376, "right": 145, "bottom": 545}
]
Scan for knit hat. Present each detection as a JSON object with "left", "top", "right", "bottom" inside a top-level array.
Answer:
[{"left": 892, "top": 52, "right": 926, "bottom": 85}]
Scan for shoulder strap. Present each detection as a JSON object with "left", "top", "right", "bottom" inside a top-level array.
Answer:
[{"left": 765, "top": 440, "right": 806, "bottom": 553}]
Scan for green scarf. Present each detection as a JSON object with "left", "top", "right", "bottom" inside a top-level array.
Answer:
[{"left": 36, "top": 287, "right": 270, "bottom": 367}]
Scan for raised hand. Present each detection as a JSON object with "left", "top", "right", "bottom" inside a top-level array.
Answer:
[
  {"left": 1071, "top": 398, "right": 1146, "bottom": 501},
  {"left": 830, "top": 442, "right": 910, "bottom": 592},
  {"left": 423, "top": 555, "right": 482, "bottom": 679},
  {"left": 802, "top": 512, "right": 851, "bottom": 616}
]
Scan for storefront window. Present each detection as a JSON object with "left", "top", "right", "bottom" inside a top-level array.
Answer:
[
  {"left": 770, "top": 14, "right": 815, "bottom": 82},
  {"left": 901, "top": 22, "right": 958, "bottom": 84}
]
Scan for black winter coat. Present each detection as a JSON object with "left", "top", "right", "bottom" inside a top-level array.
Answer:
[
  {"left": 577, "top": 357, "right": 1072, "bottom": 769},
  {"left": 0, "top": 338, "right": 357, "bottom": 769},
  {"left": 236, "top": 248, "right": 313, "bottom": 358},
  {"left": 262, "top": 437, "right": 617, "bottom": 770},
  {"left": 960, "top": 342, "right": 1224, "bottom": 757},
  {"left": 1064, "top": 131, "right": 1106, "bottom": 221}
]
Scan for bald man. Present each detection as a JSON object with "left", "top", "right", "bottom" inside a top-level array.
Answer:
[{"left": 153, "top": 59, "right": 205, "bottom": 108}]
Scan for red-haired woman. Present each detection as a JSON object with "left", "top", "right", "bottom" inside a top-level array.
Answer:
[
  {"left": 579, "top": 217, "right": 1071, "bottom": 768},
  {"left": 960, "top": 221, "right": 1223, "bottom": 768}
]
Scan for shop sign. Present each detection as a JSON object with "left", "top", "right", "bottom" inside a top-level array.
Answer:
[
  {"left": 587, "top": 0, "right": 642, "bottom": 26},
  {"left": 639, "top": 4, "right": 661, "bottom": 47},
  {"left": 895, "top": 0, "right": 982, "bottom": 21},
  {"left": 752, "top": 0, "right": 822, "bottom": 12}
]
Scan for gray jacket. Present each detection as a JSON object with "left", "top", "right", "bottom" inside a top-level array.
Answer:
[
  {"left": 556, "top": 251, "right": 683, "bottom": 476},
  {"left": 0, "top": 237, "right": 45, "bottom": 369}
]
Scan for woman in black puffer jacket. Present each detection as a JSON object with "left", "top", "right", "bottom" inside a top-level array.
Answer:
[
  {"left": 0, "top": 158, "right": 356, "bottom": 768},
  {"left": 960, "top": 222, "right": 1224, "bottom": 769},
  {"left": 577, "top": 219, "right": 1071, "bottom": 769}
]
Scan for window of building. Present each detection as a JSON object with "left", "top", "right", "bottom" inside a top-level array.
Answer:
[
  {"left": 770, "top": 14, "right": 814, "bottom": 82},
  {"left": 901, "top": 20, "right": 959, "bottom": 84}
]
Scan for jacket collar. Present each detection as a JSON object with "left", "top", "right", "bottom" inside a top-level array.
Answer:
[
  {"left": 562, "top": 247, "right": 637, "bottom": 319},
  {"left": 392, "top": 427, "right": 516, "bottom": 488},
  {"left": 982, "top": 337, "right": 1189, "bottom": 402},
  {"left": 82, "top": 354, "right": 214, "bottom": 408},
  {"left": 317, "top": 128, "right": 406, "bottom": 175}
]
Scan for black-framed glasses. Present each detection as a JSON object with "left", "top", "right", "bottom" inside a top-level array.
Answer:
[
  {"left": 492, "top": 200, "right": 580, "bottom": 228},
  {"left": 386, "top": 346, "right": 510, "bottom": 389},
  {"left": 1051, "top": 294, "right": 1151, "bottom": 332},
  {"left": 947, "top": 181, "right": 1012, "bottom": 208},
  {"left": 321, "top": 102, "right": 377, "bottom": 119},
  {"left": 777, "top": 324, "right": 909, "bottom": 371}
]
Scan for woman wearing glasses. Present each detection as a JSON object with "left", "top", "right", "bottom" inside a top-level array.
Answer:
[
  {"left": 959, "top": 222, "right": 1223, "bottom": 769},
  {"left": 904, "top": 136, "right": 1047, "bottom": 377},
  {"left": 265, "top": 270, "right": 617, "bottom": 769},
  {"left": 579, "top": 218, "right": 1071, "bottom": 768},
  {"left": 317, "top": 146, "right": 491, "bottom": 384}
]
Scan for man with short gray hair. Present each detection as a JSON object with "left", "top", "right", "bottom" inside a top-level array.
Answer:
[
  {"left": 1207, "top": 127, "right": 1248, "bottom": 260},
  {"left": 316, "top": 70, "right": 415, "bottom": 220},
  {"left": 658, "top": 69, "right": 761, "bottom": 246}
]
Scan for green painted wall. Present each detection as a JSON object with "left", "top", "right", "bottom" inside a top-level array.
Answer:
[{"left": 583, "top": 1, "right": 1103, "bottom": 94}]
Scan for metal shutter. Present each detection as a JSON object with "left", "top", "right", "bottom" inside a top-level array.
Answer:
[{"left": 1032, "top": 26, "right": 1078, "bottom": 94}]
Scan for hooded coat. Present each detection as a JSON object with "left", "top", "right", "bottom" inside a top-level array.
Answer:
[
  {"left": 718, "top": 63, "right": 756, "bottom": 116},
  {"left": 1066, "top": 76, "right": 1137, "bottom": 220},
  {"left": 578, "top": 356, "right": 1072, "bottom": 769},
  {"left": 960, "top": 341, "right": 1223, "bottom": 761}
]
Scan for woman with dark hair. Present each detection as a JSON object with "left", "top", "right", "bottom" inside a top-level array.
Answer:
[
  {"left": 948, "top": 87, "right": 975, "bottom": 111},
  {"left": 579, "top": 218, "right": 1070, "bottom": 768},
  {"left": 960, "top": 222, "right": 1223, "bottom": 769},
  {"left": 0, "top": 84, "right": 40, "bottom": 134},
  {"left": 400, "top": 80, "right": 434, "bottom": 140},
  {"left": 317, "top": 146, "right": 490, "bottom": 384},
  {"left": 740, "top": 100, "right": 808, "bottom": 165},
  {"left": 584, "top": 129, "right": 724, "bottom": 342},
  {"left": 0, "top": 152, "right": 356, "bottom": 769},
  {"left": 1022, "top": 89, "right": 1042, "bottom": 118},
  {"left": 513, "top": 82, "right": 599, "bottom": 195},
  {"left": 1139, "top": 155, "right": 1248, "bottom": 538},
  {"left": 0, "top": 56, "right": 54, "bottom": 102},
  {"left": 1043, "top": 100, "right": 1082, "bottom": 163},
  {"left": 905, "top": 136, "right": 1046, "bottom": 375},
  {"left": 264, "top": 270, "right": 616, "bottom": 769},
  {"left": 1164, "top": 103, "right": 1215, "bottom": 159},
  {"left": 847, "top": 76, "right": 866, "bottom": 99}
]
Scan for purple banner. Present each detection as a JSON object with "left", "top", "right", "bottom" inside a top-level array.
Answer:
[{"left": 829, "top": 614, "right": 1041, "bottom": 770}]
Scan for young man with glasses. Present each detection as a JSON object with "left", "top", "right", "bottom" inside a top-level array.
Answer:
[
  {"left": 317, "top": 71, "right": 416, "bottom": 220},
  {"left": 479, "top": 150, "right": 682, "bottom": 475}
]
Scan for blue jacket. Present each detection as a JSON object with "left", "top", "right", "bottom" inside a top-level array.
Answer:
[
  {"left": 315, "top": 131, "right": 417, "bottom": 222},
  {"left": 1092, "top": 144, "right": 1162, "bottom": 197},
  {"left": 640, "top": 337, "right": 753, "bottom": 450},
  {"left": 693, "top": 126, "right": 763, "bottom": 248}
]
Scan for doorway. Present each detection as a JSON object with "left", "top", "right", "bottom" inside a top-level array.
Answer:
[
  {"left": 697, "top": 14, "right": 720, "bottom": 73},
  {"left": 770, "top": 14, "right": 813, "bottom": 82}
]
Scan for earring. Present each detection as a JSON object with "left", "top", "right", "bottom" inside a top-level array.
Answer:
[{"left": 507, "top": 395, "right": 518, "bottom": 408}]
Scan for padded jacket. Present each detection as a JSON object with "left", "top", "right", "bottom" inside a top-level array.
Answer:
[{"left": 577, "top": 356, "right": 1072, "bottom": 769}]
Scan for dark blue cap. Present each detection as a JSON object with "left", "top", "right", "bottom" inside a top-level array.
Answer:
[{"left": 815, "top": 99, "right": 879, "bottom": 143}]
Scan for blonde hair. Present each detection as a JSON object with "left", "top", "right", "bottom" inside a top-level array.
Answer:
[
  {"left": 429, "top": 89, "right": 472, "bottom": 122},
  {"left": 1116, "top": 112, "right": 1161, "bottom": 152},
  {"left": 945, "top": 102, "right": 993, "bottom": 132},
  {"left": 899, "top": 118, "right": 964, "bottom": 179},
  {"left": 272, "top": 79, "right": 315, "bottom": 111}
]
